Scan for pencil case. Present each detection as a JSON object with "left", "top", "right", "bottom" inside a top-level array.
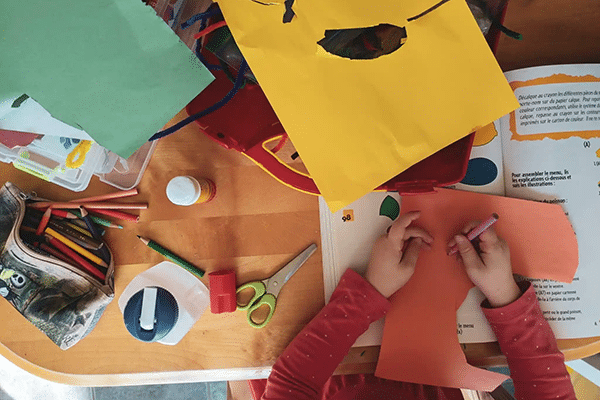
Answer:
[{"left": 0, "top": 182, "right": 114, "bottom": 350}]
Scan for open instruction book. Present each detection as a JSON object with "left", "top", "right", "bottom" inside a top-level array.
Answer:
[{"left": 319, "top": 64, "right": 600, "bottom": 346}]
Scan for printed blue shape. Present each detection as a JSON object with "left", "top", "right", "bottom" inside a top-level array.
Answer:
[{"left": 460, "top": 157, "right": 498, "bottom": 186}]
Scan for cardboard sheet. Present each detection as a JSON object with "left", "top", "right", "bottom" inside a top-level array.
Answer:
[
  {"left": 217, "top": 0, "right": 519, "bottom": 212},
  {"left": 375, "top": 188, "right": 579, "bottom": 390},
  {"left": 0, "top": 0, "right": 214, "bottom": 158}
]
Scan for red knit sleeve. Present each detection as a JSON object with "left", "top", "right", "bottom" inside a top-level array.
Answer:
[
  {"left": 260, "top": 269, "right": 391, "bottom": 400},
  {"left": 482, "top": 281, "right": 576, "bottom": 400}
]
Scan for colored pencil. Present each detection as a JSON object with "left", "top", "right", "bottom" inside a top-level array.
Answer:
[
  {"left": 45, "top": 228, "right": 108, "bottom": 268},
  {"left": 20, "top": 225, "right": 37, "bottom": 234},
  {"left": 78, "top": 207, "right": 102, "bottom": 239},
  {"left": 46, "top": 237, "right": 105, "bottom": 281},
  {"left": 448, "top": 213, "right": 500, "bottom": 256},
  {"left": 80, "top": 207, "right": 111, "bottom": 263},
  {"left": 30, "top": 202, "right": 147, "bottom": 210},
  {"left": 39, "top": 243, "right": 78, "bottom": 265},
  {"left": 69, "top": 188, "right": 138, "bottom": 203},
  {"left": 91, "top": 209, "right": 139, "bottom": 223},
  {"left": 137, "top": 236, "right": 204, "bottom": 278},
  {"left": 71, "top": 210, "right": 123, "bottom": 229},
  {"left": 35, "top": 208, "right": 52, "bottom": 236},
  {"left": 65, "top": 221, "right": 94, "bottom": 237},
  {"left": 68, "top": 218, "right": 88, "bottom": 228},
  {"left": 48, "top": 220, "right": 103, "bottom": 250},
  {"left": 50, "top": 209, "right": 78, "bottom": 219}
]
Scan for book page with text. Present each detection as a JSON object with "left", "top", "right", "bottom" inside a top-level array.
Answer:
[{"left": 501, "top": 64, "right": 600, "bottom": 339}]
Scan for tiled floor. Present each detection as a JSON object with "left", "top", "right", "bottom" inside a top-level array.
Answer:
[
  {"left": 584, "top": 353, "right": 600, "bottom": 370},
  {"left": 0, "top": 354, "right": 226, "bottom": 400}
]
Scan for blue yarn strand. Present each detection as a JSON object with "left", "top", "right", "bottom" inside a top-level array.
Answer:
[
  {"left": 181, "top": 8, "right": 220, "bottom": 30},
  {"left": 148, "top": 59, "right": 249, "bottom": 141}
]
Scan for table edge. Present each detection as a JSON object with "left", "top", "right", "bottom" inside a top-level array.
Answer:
[
  {"left": 0, "top": 343, "right": 271, "bottom": 386},
  {"left": 5, "top": 336, "right": 600, "bottom": 386}
]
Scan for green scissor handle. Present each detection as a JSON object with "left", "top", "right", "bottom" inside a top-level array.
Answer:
[
  {"left": 236, "top": 281, "right": 277, "bottom": 328},
  {"left": 246, "top": 293, "right": 276, "bottom": 329},
  {"left": 236, "top": 281, "right": 266, "bottom": 311}
]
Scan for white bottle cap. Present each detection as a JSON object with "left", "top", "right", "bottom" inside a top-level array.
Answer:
[{"left": 166, "top": 176, "right": 201, "bottom": 206}]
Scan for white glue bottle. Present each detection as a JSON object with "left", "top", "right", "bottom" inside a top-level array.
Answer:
[{"left": 166, "top": 176, "right": 216, "bottom": 206}]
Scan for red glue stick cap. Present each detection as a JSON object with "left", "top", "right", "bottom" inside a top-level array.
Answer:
[{"left": 209, "top": 270, "right": 237, "bottom": 314}]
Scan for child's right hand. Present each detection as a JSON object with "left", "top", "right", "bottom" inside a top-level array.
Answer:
[{"left": 448, "top": 221, "right": 522, "bottom": 308}]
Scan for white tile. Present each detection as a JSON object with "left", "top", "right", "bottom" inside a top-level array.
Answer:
[
  {"left": 0, "top": 354, "right": 92, "bottom": 400},
  {"left": 93, "top": 382, "right": 209, "bottom": 400}
]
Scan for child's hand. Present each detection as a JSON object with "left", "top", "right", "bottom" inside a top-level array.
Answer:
[
  {"left": 448, "top": 221, "right": 521, "bottom": 308},
  {"left": 365, "top": 211, "right": 433, "bottom": 298}
]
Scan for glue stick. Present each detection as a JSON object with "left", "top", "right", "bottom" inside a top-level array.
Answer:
[{"left": 166, "top": 176, "right": 216, "bottom": 206}]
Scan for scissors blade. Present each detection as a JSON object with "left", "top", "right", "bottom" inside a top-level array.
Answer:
[{"left": 266, "top": 244, "right": 317, "bottom": 296}]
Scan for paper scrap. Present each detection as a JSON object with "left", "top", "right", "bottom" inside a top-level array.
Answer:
[
  {"left": 0, "top": 130, "right": 42, "bottom": 149},
  {"left": 0, "top": 0, "right": 214, "bottom": 158},
  {"left": 1, "top": 96, "right": 94, "bottom": 141},
  {"left": 217, "top": 0, "right": 519, "bottom": 212},
  {"left": 375, "top": 188, "right": 578, "bottom": 390}
]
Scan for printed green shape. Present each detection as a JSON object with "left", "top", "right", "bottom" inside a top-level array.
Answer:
[{"left": 379, "top": 195, "right": 400, "bottom": 220}]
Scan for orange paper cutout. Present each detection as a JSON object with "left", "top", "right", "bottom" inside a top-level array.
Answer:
[{"left": 375, "top": 188, "right": 578, "bottom": 390}]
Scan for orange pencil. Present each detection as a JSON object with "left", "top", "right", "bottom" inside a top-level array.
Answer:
[
  {"left": 69, "top": 188, "right": 139, "bottom": 203},
  {"left": 20, "top": 226, "right": 37, "bottom": 234},
  {"left": 35, "top": 208, "right": 52, "bottom": 236},
  {"left": 46, "top": 237, "right": 105, "bottom": 281},
  {"left": 50, "top": 209, "right": 78, "bottom": 219},
  {"left": 31, "top": 202, "right": 147, "bottom": 210},
  {"left": 45, "top": 227, "right": 108, "bottom": 267},
  {"left": 90, "top": 209, "right": 140, "bottom": 223}
]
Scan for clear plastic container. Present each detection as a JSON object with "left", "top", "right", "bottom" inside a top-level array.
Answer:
[
  {"left": 98, "top": 141, "right": 157, "bottom": 191},
  {"left": 0, "top": 134, "right": 156, "bottom": 192}
]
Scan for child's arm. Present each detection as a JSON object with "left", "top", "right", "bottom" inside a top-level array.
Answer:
[
  {"left": 450, "top": 225, "right": 576, "bottom": 400},
  {"left": 260, "top": 212, "right": 431, "bottom": 400}
]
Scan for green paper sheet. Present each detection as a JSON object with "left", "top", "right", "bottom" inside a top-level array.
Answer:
[{"left": 0, "top": 0, "right": 214, "bottom": 158}]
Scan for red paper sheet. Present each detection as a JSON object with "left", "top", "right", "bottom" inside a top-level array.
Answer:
[
  {"left": 0, "top": 129, "right": 41, "bottom": 149},
  {"left": 375, "top": 188, "right": 578, "bottom": 391}
]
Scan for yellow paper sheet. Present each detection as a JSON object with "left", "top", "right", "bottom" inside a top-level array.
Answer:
[{"left": 217, "top": 0, "right": 519, "bottom": 212}]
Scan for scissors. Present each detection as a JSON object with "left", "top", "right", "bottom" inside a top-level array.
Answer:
[{"left": 236, "top": 243, "right": 317, "bottom": 328}]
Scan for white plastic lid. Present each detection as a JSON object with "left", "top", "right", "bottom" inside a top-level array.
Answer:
[
  {"left": 166, "top": 176, "right": 201, "bottom": 206},
  {"left": 118, "top": 261, "right": 210, "bottom": 345}
]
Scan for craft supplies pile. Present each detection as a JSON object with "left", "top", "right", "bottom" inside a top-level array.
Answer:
[
  {"left": 1, "top": 0, "right": 520, "bottom": 212},
  {"left": 21, "top": 188, "right": 146, "bottom": 281}
]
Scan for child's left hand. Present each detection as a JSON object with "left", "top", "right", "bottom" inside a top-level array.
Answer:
[{"left": 365, "top": 211, "right": 433, "bottom": 298}]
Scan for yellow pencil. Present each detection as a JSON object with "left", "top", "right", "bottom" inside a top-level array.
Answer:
[
  {"left": 45, "top": 228, "right": 108, "bottom": 268},
  {"left": 65, "top": 222, "right": 93, "bottom": 238}
]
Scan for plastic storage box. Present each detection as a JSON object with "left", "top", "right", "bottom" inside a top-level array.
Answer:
[{"left": 0, "top": 134, "right": 156, "bottom": 192}]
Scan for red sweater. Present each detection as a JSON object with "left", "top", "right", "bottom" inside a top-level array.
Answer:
[{"left": 250, "top": 269, "right": 576, "bottom": 400}]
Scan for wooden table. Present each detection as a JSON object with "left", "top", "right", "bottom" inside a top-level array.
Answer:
[{"left": 1, "top": 0, "right": 600, "bottom": 387}]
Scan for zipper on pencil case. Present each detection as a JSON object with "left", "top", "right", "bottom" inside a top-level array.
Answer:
[{"left": 9, "top": 188, "right": 113, "bottom": 287}]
